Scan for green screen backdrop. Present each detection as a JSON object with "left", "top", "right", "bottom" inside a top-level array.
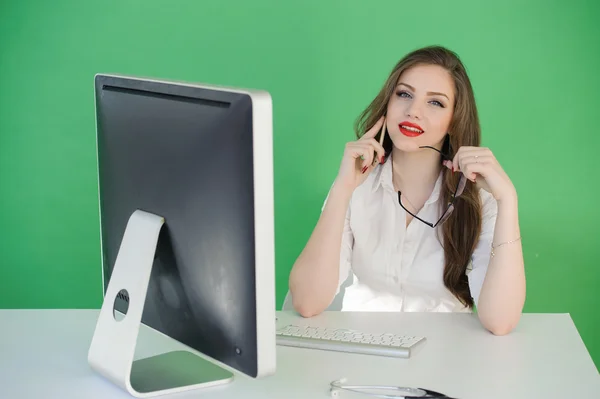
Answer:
[{"left": 1, "top": 0, "right": 598, "bottom": 368}]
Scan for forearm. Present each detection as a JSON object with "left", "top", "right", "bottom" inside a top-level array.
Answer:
[
  {"left": 477, "top": 193, "right": 526, "bottom": 335},
  {"left": 289, "top": 182, "right": 353, "bottom": 317}
]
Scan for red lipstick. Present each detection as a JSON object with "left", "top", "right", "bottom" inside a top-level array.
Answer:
[{"left": 399, "top": 121, "right": 424, "bottom": 137}]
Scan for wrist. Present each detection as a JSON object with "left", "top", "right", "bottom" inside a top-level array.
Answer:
[
  {"left": 494, "top": 190, "right": 521, "bottom": 244},
  {"left": 496, "top": 187, "right": 518, "bottom": 209},
  {"left": 330, "top": 182, "right": 354, "bottom": 202},
  {"left": 331, "top": 179, "right": 356, "bottom": 199},
  {"left": 497, "top": 197, "right": 519, "bottom": 220}
]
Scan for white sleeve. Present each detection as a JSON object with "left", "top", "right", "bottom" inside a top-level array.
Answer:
[
  {"left": 320, "top": 186, "right": 354, "bottom": 295},
  {"left": 467, "top": 190, "right": 498, "bottom": 308}
]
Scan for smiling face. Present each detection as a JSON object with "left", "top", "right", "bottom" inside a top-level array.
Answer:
[{"left": 385, "top": 64, "right": 456, "bottom": 152}]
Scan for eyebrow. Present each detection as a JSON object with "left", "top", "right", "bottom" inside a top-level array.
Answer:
[{"left": 397, "top": 83, "right": 450, "bottom": 100}]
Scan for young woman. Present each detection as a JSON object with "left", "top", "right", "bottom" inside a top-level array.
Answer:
[{"left": 288, "top": 45, "right": 525, "bottom": 335}]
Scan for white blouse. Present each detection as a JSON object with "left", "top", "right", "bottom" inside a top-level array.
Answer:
[{"left": 324, "top": 156, "right": 498, "bottom": 313}]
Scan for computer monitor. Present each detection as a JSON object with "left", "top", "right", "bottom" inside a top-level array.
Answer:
[{"left": 87, "top": 74, "right": 276, "bottom": 397}]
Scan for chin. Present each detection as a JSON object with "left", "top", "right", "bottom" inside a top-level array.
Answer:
[{"left": 390, "top": 134, "right": 424, "bottom": 152}]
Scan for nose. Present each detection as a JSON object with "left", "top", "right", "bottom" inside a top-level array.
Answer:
[{"left": 405, "top": 101, "right": 422, "bottom": 119}]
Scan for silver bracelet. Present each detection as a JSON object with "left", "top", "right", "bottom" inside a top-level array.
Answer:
[{"left": 491, "top": 236, "right": 521, "bottom": 257}]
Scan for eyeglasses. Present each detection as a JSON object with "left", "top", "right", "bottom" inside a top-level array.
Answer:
[
  {"left": 330, "top": 378, "right": 457, "bottom": 398},
  {"left": 397, "top": 145, "right": 466, "bottom": 228}
]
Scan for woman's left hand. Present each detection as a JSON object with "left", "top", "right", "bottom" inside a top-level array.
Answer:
[{"left": 443, "top": 146, "right": 516, "bottom": 203}]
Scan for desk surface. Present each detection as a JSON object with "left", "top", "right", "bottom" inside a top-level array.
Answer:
[{"left": 0, "top": 309, "right": 598, "bottom": 399}]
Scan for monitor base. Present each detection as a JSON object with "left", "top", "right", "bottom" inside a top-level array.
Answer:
[{"left": 88, "top": 210, "right": 233, "bottom": 397}]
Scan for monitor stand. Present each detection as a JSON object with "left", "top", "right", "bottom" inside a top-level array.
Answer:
[{"left": 88, "top": 210, "right": 234, "bottom": 398}]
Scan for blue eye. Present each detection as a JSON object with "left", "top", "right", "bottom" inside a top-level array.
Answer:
[{"left": 396, "top": 90, "right": 445, "bottom": 108}]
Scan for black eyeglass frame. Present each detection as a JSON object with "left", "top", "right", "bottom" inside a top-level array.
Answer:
[{"left": 396, "top": 145, "right": 466, "bottom": 228}]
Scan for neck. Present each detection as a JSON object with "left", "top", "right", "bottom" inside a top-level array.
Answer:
[{"left": 391, "top": 146, "right": 442, "bottom": 194}]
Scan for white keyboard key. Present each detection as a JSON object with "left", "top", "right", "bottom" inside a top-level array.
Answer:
[{"left": 276, "top": 324, "right": 425, "bottom": 358}]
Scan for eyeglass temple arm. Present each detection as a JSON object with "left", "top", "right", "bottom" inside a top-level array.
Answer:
[{"left": 418, "top": 145, "right": 452, "bottom": 160}]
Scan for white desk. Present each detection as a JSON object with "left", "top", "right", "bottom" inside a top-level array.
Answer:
[{"left": 0, "top": 310, "right": 598, "bottom": 399}]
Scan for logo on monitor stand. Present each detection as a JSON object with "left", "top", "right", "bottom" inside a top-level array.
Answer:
[
  {"left": 117, "top": 290, "right": 130, "bottom": 303},
  {"left": 113, "top": 289, "right": 130, "bottom": 322}
]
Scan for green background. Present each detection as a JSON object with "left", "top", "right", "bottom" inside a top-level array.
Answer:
[{"left": 1, "top": 0, "right": 598, "bottom": 368}]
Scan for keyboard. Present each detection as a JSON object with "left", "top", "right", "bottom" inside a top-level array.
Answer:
[{"left": 276, "top": 324, "right": 426, "bottom": 358}]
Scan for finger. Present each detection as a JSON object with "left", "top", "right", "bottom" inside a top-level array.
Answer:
[
  {"left": 458, "top": 147, "right": 494, "bottom": 164},
  {"left": 453, "top": 147, "right": 494, "bottom": 172},
  {"left": 452, "top": 146, "right": 471, "bottom": 172},
  {"left": 359, "top": 144, "right": 376, "bottom": 171},
  {"left": 452, "top": 149, "right": 462, "bottom": 173},
  {"left": 363, "top": 138, "right": 386, "bottom": 164},
  {"left": 461, "top": 155, "right": 494, "bottom": 164},
  {"left": 454, "top": 146, "right": 479, "bottom": 154},
  {"left": 460, "top": 156, "right": 493, "bottom": 181},
  {"left": 347, "top": 142, "right": 375, "bottom": 171},
  {"left": 362, "top": 116, "right": 385, "bottom": 139},
  {"left": 361, "top": 162, "right": 377, "bottom": 175},
  {"left": 346, "top": 143, "right": 370, "bottom": 164},
  {"left": 459, "top": 155, "right": 494, "bottom": 172},
  {"left": 453, "top": 155, "right": 460, "bottom": 173}
]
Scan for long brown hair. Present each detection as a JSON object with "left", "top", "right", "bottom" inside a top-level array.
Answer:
[{"left": 354, "top": 45, "right": 482, "bottom": 308}]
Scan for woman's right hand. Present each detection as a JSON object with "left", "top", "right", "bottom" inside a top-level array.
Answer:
[{"left": 335, "top": 116, "right": 387, "bottom": 192}]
